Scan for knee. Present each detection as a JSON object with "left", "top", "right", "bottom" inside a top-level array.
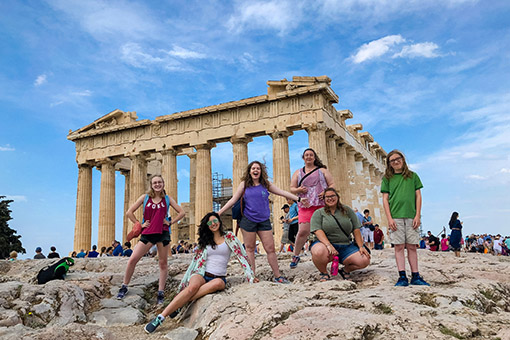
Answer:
[
  {"left": 159, "top": 259, "right": 168, "bottom": 271},
  {"left": 245, "top": 245, "right": 256, "bottom": 254},
  {"left": 311, "top": 246, "right": 329, "bottom": 261},
  {"left": 213, "top": 279, "right": 226, "bottom": 291},
  {"left": 187, "top": 283, "right": 200, "bottom": 296}
]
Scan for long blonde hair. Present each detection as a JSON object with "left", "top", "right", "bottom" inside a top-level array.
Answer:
[
  {"left": 147, "top": 174, "right": 167, "bottom": 198},
  {"left": 384, "top": 150, "right": 413, "bottom": 179}
]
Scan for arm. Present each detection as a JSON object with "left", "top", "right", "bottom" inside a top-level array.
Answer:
[
  {"left": 126, "top": 194, "right": 149, "bottom": 227},
  {"left": 168, "top": 197, "right": 185, "bottom": 225},
  {"left": 218, "top": 182, "right": 246, "bottom": 215},
  {"left": 353, "top": 229, "right": 370, "bottom": 258},
  {"left": 382, "top": 193, "right": 396, "bottom": 231},
  {"left": 321, "top": 168, "right": 335, "bottom": 189},
  {"left": 290, "top": 169, "right": 308, "bottom": 195},
  {"left": 268, "top": 182, "right": 309, "bottom": 206},
  {"left": 413, "top": 189, "right": 422, "bottom": 229}
]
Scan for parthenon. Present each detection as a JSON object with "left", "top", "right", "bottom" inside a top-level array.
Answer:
[{"left": 68, "top": 76, "right": 388, "bottom": 252}]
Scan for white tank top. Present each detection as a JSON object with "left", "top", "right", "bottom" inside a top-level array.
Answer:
[{"left": 205, "top": 242, "right": 231, "bottom": 276}]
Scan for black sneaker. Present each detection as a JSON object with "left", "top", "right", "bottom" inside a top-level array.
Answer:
[
  {"left": 144, "top": 315, "right": 164, "bottom": 334},
  {"left": 117, "top": 286, "right": 128, "bottom": 299},
  {"left": 169, "top": 308, "right": 180, "bottom": 318},
  {"left": 157, "top": 291, "right": 164, "bottom": 304}
]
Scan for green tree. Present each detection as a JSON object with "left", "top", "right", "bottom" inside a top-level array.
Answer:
[{"left": 0, "top": 196, "right": 25, "bottom": 259}]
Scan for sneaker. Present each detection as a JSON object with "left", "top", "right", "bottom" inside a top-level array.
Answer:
[
  {"left": 410, "top": 276, "right": 430, "bottom": 286},
  {"left": 290, "top": 255, "right": 300, "bottom": 269},
  {"left": 117, "top": 286, "right": 128, "bottom": 299},
  {"left": 273, "top": 276, "right": 290, "bottom": 284},
  {"left": 169, "top": 308, "right": 180, "bottom": 319},
  {"left": 157, "top": 291, "right": 164, "bottom": 304},
  {"left": 144, "top": 315, "right": 164, "bottom": 334},
  {"left": 395, "top": 277, "right": 409, "bottom": 287}
]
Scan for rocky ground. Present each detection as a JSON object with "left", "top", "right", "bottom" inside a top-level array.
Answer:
[{"left": 1, "top": 249, "right": 509, "bottom": 340}]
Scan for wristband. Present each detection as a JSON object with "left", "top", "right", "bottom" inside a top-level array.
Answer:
[{"left": 298, "top": 197, "right": 301, "bottom": 202}]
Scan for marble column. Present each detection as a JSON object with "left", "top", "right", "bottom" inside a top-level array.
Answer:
[
  {"left": 306, "top": 123, "right": 329, "bottom": 168},
  {"left": 97, "top": 158, "right": 117, "bottom": 249},
  {"left": 194, "top": 143, "right": 214, "bottom": 241},
  {"left": 336, "top": 141, "right": 352, "bottom": 206},
  {"left": 161, "top": 149, "right": 179, "bottom": 246},
  {"left": 121, "top": 170, "right": 130, "bottom": 243},
  {"left": 271, "top": 130, "right": 292, "bottom": 248},
  {"left": 345, "top": 146, "right": 357, "bottom": 207},
  {"left": 326, "top": 132, "right": 339, "bottom": 189},
  {"left": 355, "top": 153, "right": 367, "bottom": 209},
  {"left": 362, "top": 159, "right": 374, "bottom": 216},
  {"left": 188, "top": 153, "right": 196, "bottom": 242},
  {"left": 74, "top": 163, "right": 92, "bottom": 253},
  {"left": 129, "top": 153, "right": 148, "bottom": 243},
  {"left": 231, "top": 137, "right": 252, "bottom": 243}
]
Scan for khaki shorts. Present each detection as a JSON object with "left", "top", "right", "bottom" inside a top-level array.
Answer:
[{"left": 389, "top": 218, "right": 420, "bottom": 245}]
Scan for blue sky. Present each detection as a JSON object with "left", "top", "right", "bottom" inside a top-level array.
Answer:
[{"left": 1, "top": 0, "right": 509, "bottom": 259}]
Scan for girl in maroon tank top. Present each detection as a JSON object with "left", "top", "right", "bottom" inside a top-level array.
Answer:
[{"left": 117, "top": 175, "right": 185, "bottom": 303}]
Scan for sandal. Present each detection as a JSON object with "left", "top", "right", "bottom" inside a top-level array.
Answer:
[
  {"left": 319, "top": 272, "right": 331, "bottom": 282},
  {"left": 339, "top": 268, "right": 351, "bottom": 280}
]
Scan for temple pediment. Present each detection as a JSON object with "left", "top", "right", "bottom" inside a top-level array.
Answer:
[{"left": 68, "top": 109, "right": 138, "bottom": 136}]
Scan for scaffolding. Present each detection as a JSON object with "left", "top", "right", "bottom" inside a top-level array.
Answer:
[{"left": 212, "top": 172, "right": 233, "bottom": 212}]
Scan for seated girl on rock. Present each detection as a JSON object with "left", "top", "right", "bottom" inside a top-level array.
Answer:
[{"left": 144, "top": 212, "right": 256, "bottom": 334}]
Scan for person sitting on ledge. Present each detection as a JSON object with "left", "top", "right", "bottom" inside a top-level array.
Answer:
[{"left": 144, "top": 212, "right": 255, "bottom": 334}]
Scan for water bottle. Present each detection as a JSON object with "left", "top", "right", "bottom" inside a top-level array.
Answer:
[{"left": 331, "top": 256, "right": 339, "bottom": 276}]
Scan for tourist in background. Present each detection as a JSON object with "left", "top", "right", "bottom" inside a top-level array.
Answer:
[
  {"left": 440, "top": 234, "right": 449, "bottom": 251},
  {"left": 34, "top": 247, "right": 46, "bottom": 259},
  {"left": 219, "top": 161, "right": 308, "bottom": 283},
  {"left": 309, "top": 187, "right": 370, "bottom": 281},
  {"left": 286, "top": 198, "right": 299, "bottom": 248},
  {"left": 144, "top": 212, "right": 255, "bottom": 334},
  {"left": 373, "top": 224, "right": 384, "bottom": 250},
  {"left": 76, "top": 249, "right": 86, "bottom": 258},
  {"left": 9, "top": 251, "right": 17, "bottom": 261},
  {"left": 449, "top": 211, "right": 463, "bottom": 257},
  {"left": 123, "top": 241, "right": 133, "bottom": 257},
  {"left": 289, "top": 148, "right": 334, "bottom": 269},
  {"left": 362, "top": 209, "right": 375, "bottom": 250},
  {"left": 279, "top": 204, "right": 291, "bottom": 253},
  {"left": 117, "top": 174, "right": 185, "bottom": 303},
  {"left": 47, "top": 246, "right": 60, "bottom": 259},
  {"left": 87, "top": 245, "right": 99, "bottom": 258},
  {"left": 381, "top": 150, "right": 429, "bottom": 286}
]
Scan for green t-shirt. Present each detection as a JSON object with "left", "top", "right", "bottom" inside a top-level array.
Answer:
[
  {"left": 310, "top": 205, "right": 361, "bottom": 245},
  {"left": 380, "top": 172, "right": 423, "bottom": 219}
]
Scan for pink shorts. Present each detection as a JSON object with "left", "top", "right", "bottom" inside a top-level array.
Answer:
[{"left": 298, "top": 206, "right": 323, "bottom": 223}]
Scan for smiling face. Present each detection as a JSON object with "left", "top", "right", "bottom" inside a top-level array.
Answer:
[
  {"left": 250, "top": 162, "right": 261, "bottom": 180},
  {"left": 207, "top": 215, "right": 220, "bottom": 232},
  {"left": 151, "top": 176, "right": 165, "bottom": 192},
  {"left": 388, "top": 153, "right": 404, "bottom": 173},
  {"left": 303, "top": 150, "right": 316, "bottom": 165},
  {"left": 324, "top": 190, "right": 338, "bottom": 208}
]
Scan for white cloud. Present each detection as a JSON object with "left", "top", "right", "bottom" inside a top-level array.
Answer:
[
  {"left": 500, "top": 168, "right": 510, "bottom": 173},
  {"left": 34, "top": 74, "right": 47, "bottom": 86},
  {"left": 168, "top": 46, "right": 206, "bottom": 59},
  {"left": 4, "top": 195, "right": 27, "bottom": 202},
  {"left": 121, "top": 43, "right": 183, "bottom": 71},
  {"left": 71, "top": 90, "right": 92, "bottom": 97},
  {"left": 178, "top": 169, "right": 190, "bottom": 180},
  {"left": 351, "top": 35, "right": 405, "bottom": 63},
  {"left": 466, "top": 174, "right": 486, "bottom": 180},
  {"left": 0, "top": 144, "right": 15, "bottom": 151},
  {"left": 227, "top": 1, "right": 301, "bottom": 35},
  {"left": 50, "top": 101, "right": 64, "bottom": 107},
  {"left": 393, "top": 42, "right": 440, "bottom": 59}
]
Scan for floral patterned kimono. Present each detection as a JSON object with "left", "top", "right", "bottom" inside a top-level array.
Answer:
[{"left": 178, "top": 231, "right": 255, "bottom": 291}]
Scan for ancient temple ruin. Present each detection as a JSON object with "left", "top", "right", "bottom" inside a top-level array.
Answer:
[{"left": 68, "top": 76, "right": 387, "bottom": 251}]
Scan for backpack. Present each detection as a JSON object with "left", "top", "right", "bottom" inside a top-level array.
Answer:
[
  {"left": 143, "top": 194, "right": 171, "bottom": 224},
  {"left": 37, "top": 257, "right": 75, "bottom": 284}
]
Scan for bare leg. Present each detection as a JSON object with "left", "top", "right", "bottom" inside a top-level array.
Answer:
[
  {"left": 156, "top": 242, "right": 169, "bottom": 291},
  {"left": 406, "top": 243, "right": 419, "bottom": 272},
  {"left": 189, "top": 278, "right": 225, "bottom": 301},
  {"left": 394, "top": 244, "right": 406, "bottom": 272},
  {"left": 122, "top": 241, "right": 153, "bottom": 285},
  {"left": 242, "top": 229, "right": 257, "bottom": 276},
  {"left": 343, "top": 251, "right": 370, "bottom": 273},
  {"left": 160, "top": 275, "right": 205, "bottom": 318},
  {"left": 311, "top": 242, "right": 332, "bottom": 273},
  {"left": 293, "top": 222, "right": 310, "bottom": 256},
  {"left": 258, "top": 230, "right": 281, "bottom": 278}
]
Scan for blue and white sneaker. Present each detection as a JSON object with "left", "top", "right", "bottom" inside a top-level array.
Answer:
[
  {"left": 410, "top": 276, "right": 430, "bottom": 286},
  {"left": 290, "top": 255, "right": 300, "bottom": 269},
  {"left": 145, "top": 315, "right": 164, "bottom": 334},
  {"left": 395, "top": 277, "right": 409, "bottom": 287},
  {"left": 117, "top": 286, "right": 128, "bottom": 299}
]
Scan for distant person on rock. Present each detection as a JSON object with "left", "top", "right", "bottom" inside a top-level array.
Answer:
[
  {"left": 76, "top": 249, "right": 86, "bottom": 258},
  {"left": 112, "top": 241, "right": 123, "bottom": 256},
  {"left": 289, "top": 148, "right": 334, "bottom": 269},
  {"left": 144, "top": 212, "right": 255, "bottom": 334},
  {"left": 381, "top": 150, "right": 429, "bottom": 286},
  {"left": 218, "top": 160, "right": 307, "bottom": 284},
  {"left": 440, "top": 234, "right": 449, "bottom": 251},
  {"left": 9, "top": 251, "right": 18, "bottom": 261},
  {"left": 123, "top": 241, "right": 133, "bottom": 257},
  {"left": 47, "top": 246, "right": 60, "bottom": 259},
  {"left": 117, "top": 174, "right": 185, "bottom": 304},
  {"left": 87, "top": 245, "right": 99, "bottom": 258},
  {"left": 448, "top": 212, "right": 463, "bottom": 257},
  {"left": 34, "top": 247, "right": 46, "bottom": 259},
  {"left": 427, "top": 231, "right": 439, "bottom": 251},
  {"left": 373, "top": 224, "right": 384, "bottom": 250},
  {"left": 309, "top": 187, "right": 370, "bottom": 282}
]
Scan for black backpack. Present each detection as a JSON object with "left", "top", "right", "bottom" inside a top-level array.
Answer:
[{"left": 37, "top": 257, "right": 75, "bottom": 284}]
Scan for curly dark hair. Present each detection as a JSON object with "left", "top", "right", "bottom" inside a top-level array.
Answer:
[
  {"left": 241, "top": 161, "right": 271, "bottom": 189},
  {"left": 198, "top": 212, "right": 225, "bottom": 249}
]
